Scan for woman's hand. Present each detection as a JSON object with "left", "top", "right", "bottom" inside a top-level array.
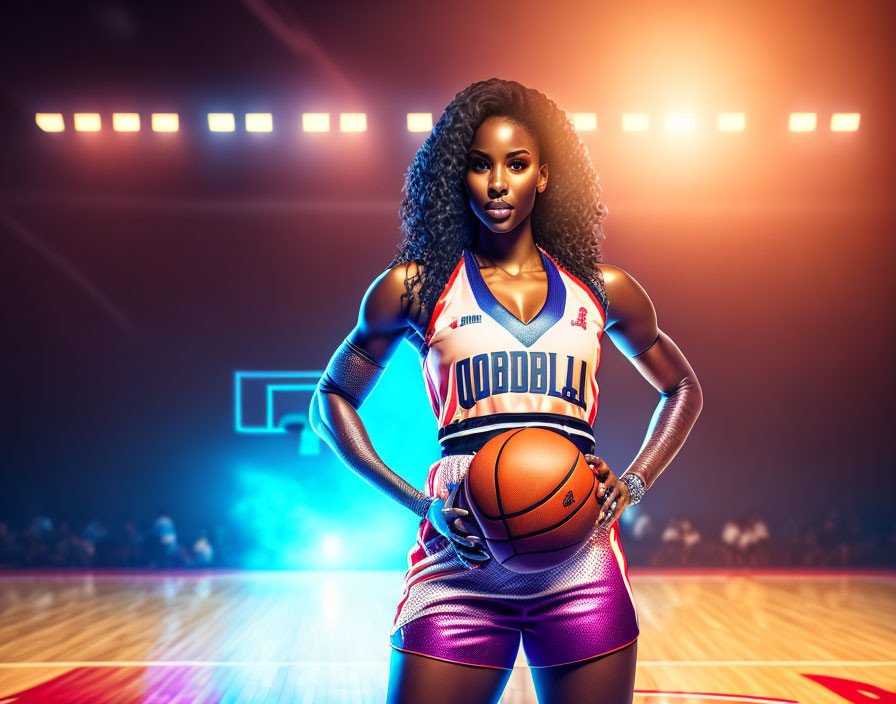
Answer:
[
  {"left": 425, "top": 482, "right": 490, "bottom": 568},
  {"left": 584, "top": 453, "right": 631, "bottom": 530}
]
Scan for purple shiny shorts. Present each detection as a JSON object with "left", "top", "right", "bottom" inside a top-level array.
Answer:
[{"left": 390, "top": 455, "right": 639, "bottom": 670}]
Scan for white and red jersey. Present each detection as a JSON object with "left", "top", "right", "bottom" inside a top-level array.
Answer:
[
  {"left": 390, "top": 248, "right": 637, "bottom": 645},
  {"left": 419, "top": 243, "right": 607, "bottom": 455}
]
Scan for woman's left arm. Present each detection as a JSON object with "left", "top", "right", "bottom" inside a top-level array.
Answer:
[{"left": 591, "top": 264, "right": 704, "bottom": 523}]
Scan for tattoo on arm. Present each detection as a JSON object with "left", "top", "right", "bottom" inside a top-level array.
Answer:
[{"left": 400, "top": 268, "right": 421, "bottom": 316}]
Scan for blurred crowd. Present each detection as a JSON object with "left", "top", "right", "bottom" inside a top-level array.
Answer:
[
  {"left": 0, "top": 507, "right": 893, "bottom": 569},
  {"left": 623, "top": 508, "right": 896, "bottom": 567},
  {"left": 0, "top": 511, "right": 240, "bottom": 569}
]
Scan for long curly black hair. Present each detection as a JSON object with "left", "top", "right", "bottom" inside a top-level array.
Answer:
[{"left": 391, "top": 77, "right": 609, "bottom": 327}]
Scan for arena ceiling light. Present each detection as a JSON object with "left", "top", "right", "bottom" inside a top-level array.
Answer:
[
  {"left": 35, "top": 113, "right": 64, "bottom": 132},
  {"left": 112, "top": 113, "right": 140, "bottom": 132},
  {"left": 340, "top": 113, "right": 367, "bottom": 132},
  {"left": 246, "top": 113, "right": 273, "bottom": 132},
  {"left": 74, "top": 113, "right": 101, "bottom": 132},
  {"left": 621, "top": 113, "right": 649, "bottom": 132},
  {"left": 29, "top": 109, "right": 866, "bottom": 138},
  {"left": 302, "top": 113, "right": 330, "bottom": 132},
  {"left": 830, "top": 113, "right": 860, "bottom": 132},
  {"left": 151, "top": 113, "right": 179, "bottom": 132},
  {"left": 718, "top": 112, "right": 746, "bottom": 131},
  {"left": 572, "top": 113, "right": 597, "bottom": 131},
  {"left": 788, "top": 113, "right": 817, "bottom": 132},
  {"left": 664, "top": 112, "right": 697, "bottom": 132},
  {"left": 208, "top": 113, "right": 236, "bottom": 132},
  {"left": 407, "top": 113, "right": 433, "bottom": 132}
]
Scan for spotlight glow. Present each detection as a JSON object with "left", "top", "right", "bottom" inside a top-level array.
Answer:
[
  {"left": 152, "top": 113, "right": 179, "bottom": 132},
  {"left": 830, "top": 113, "right": 860, "bottom": 132},
  {"left": 112, "top": 113, "right": 140, "bottom": 132},
  {"left": 208, "top": 113, "right": 236, "bottom": 132},
  {"left": 572, "top": 113, "right": 597, "bottom": 131},
  {"left": 718, "top": 112, "right": 746, "bottom": 131},
  {"left": 339, "top": 113, "right": 367, "bottom": 132},
  {"left": 246, "top": 113, "right": 273, "bottom": 132},
  {"left": 302, "top": 113, "right": 330, "bottom": 132},
  {"left": 35, "top": 113, "right": 64, "bottom": 132},
  {"left": 664, "top": 112, "right": 697, "bottom": 132},
  {"left": 622, "top": 113, "right": 649, "bottom": 132},
  {"left": 321, "top": 535, "right": 343, "bottom": 562},
  {"left": 407, "top": 113, "right": 433, "bottom": 132},
  {"left": 74, "top": 113, "right": 101, "bottom": 132},
  {"left": 789, "top": 113, "right": 817, "bottom": 132}
]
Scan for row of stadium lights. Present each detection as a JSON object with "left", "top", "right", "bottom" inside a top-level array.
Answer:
[{"left": 33, "top": 111, "right": 862, "bottom": 134}]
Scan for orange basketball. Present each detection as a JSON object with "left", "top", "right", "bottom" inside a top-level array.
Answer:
[{"left": 461, "top": 427, "right": 601, "bottom": 573}]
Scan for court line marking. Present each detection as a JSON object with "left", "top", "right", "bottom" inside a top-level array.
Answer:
[
  {"left": 0, "top": 683, "right": 800, "bottom": 704},
  {"left": 636, "top": 695, "right": 798, "bottom": 704},
  {"left": 0, "top": 568, "right": 893, "bottom": 580},
  {"left": 0, "top": 660, "right": 892, "bottom": 668}
]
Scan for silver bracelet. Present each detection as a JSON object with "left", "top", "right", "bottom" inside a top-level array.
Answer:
[{"left": 620, "top": 473, "right": 646, "bottom": 505}]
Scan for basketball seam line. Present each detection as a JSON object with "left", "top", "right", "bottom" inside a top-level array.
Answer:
[
  {"left": 494, "top": 429, "right": 526, "bottom": 560},
  {"left": 476, "top": 449, "right": 583, "bottom": 521},
  {"left": 491, "top": 474, "right": 596, "bottom": 544}
]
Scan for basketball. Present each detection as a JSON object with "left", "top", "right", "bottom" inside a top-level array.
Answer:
[{"left": 461, "top": 427, "right": 601, "bottom": 573}]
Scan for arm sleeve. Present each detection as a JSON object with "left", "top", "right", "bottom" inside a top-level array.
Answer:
[
  {"left": 622, "top": 333, "right": 704, "bottom": 491},
  {"left": 317, "top": 339, "right": 386, "bottom": 409}
]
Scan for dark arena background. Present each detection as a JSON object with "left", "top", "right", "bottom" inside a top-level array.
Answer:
[{"left": 1, "top": 1, "right": 894, "bottom": 702}]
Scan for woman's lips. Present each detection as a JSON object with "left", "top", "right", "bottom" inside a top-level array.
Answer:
[{"left": 484, "top": 207, "right": 512, "bottom": 220}]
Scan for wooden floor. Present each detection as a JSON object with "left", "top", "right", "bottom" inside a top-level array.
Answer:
[{"left": 0, "top": 569, "right": 893, "bottom": 703}]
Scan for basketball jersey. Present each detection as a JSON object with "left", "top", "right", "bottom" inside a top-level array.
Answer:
[
  {"left": 418, "top": 243, "right": 608, "bottom": 456},
  {"left": 390, "top": 249, "right": 639, "bottom": 646}
]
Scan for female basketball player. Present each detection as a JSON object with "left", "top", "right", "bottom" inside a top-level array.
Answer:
[{"left": 309, "top": 78, "right": 703, "bottom": 704}]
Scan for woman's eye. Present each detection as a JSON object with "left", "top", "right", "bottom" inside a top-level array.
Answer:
[
  {"left": 509, "top": 160, "right": 527, "bottom": 171},
  {"left": 471, "top": 159, "right": 489, "bottom": 171}
]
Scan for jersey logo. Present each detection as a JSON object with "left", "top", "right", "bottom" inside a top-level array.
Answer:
[
  {"left": 454, "top": 351, "right": 589, "bottom": 411},
  {"left": 562, "top": 490, "right": 575, "bottom": 507},
  {"left": 570, "top": 306, "right": 588, "bottom": 330},
  {"left": 449, "top": 314, "right": 482, "bottom": 329}
]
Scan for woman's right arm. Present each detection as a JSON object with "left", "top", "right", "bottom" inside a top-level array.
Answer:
[{"left": 308, "top": 261, "right": 433, "bottom": 518}]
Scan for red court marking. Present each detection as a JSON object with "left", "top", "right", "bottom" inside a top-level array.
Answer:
[
  {"left": 0, "top": 666, "right": 809, "bottom": 704},
  {"left": 801, "top": 673, "right": 896, "bottom": 704},
  {"left": 635, "top": 690, "right": 798, "bottom": 703}
]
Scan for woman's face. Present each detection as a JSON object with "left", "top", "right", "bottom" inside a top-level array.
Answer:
[{"left": 464, "top": 116, "right": 548, "bottom": 234}]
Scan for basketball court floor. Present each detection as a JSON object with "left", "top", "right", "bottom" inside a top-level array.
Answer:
[{"left": 0, "top": 569, "right": 892, "bottom": 703}]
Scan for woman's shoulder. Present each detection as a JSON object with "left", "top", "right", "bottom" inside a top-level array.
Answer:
[
  {"left": 364, "top": 259, "right": 426, "bottom": 333},
  {"left": 596, "top": 262, "right": 625, "bottom": 283},
  {"left": 595, "top": 263, "right": 656, "bottom": 330},
  {"left": 596, "top": 263, "right": 651, "bottom": 295},
  {"left": 383, "top": 259, "right": 425, "bottom": 304},
  {"left": 388, "top": 258, "right": 425, "bottom": 280}
]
